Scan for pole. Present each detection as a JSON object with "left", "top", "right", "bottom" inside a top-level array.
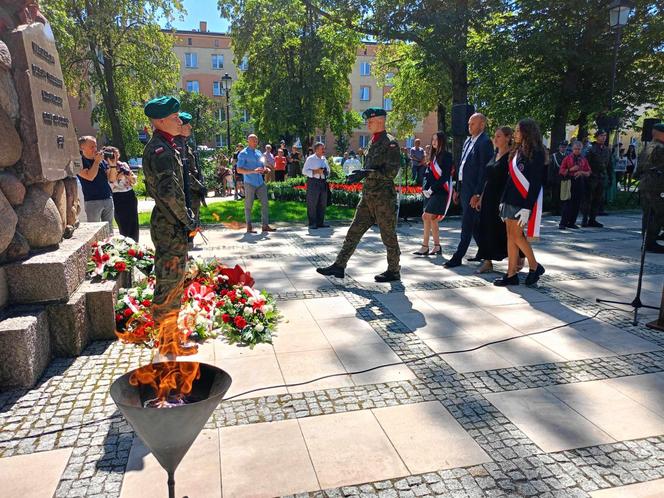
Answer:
[
  {"left": 608, "top": 27, "right": 622, "bottom": 113},
  {"left": 168, "top": 471, "right": 175, "bottom": 498}
]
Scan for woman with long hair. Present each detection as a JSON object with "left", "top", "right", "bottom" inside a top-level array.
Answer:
[
  {"left": 413, "top": 131, "right": 454, "bottom": 256},
  {"left": 475, "top": 126, "right": 513, "bottom": 273},
  {"left": 107, "top": 146, "right": 139, "bottom": 241},
  {"left": 495, "top": 119, "right": 546, "bottom": 286}
]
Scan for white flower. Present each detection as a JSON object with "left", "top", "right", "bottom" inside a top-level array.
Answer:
[
  {"left": 128, "top": 289, "right": 138, "bottom": 298},
  {"left": 263, "top": 304, "right": 273, "bottom": 313},
  {"left": 244, "top": 307, "right": 253, "bottom": 315},
  {"left": 255, "top": 323, "right": 264, "bottom": 332},
  {"left": 247, "top": 297, "right": 256, "bottom": 305}
]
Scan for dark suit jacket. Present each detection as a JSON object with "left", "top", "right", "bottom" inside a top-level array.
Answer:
[{"left": 459, "top": 132, "right": 494, "bottom": 197}]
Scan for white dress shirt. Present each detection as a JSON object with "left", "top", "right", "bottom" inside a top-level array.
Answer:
[
  {"left": 458, "top": 135, "right": 478, "bottom": 182},
  {"left": 302, "top": 154, "right": 330, "bottom": 179}
]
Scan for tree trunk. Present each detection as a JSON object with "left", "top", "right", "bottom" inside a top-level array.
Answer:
[
  {"left": 550, "top": 103, "right": 569, "bottom": 151},
  {"left": 436, "top": 103, "right": 446, "bottom": 133},
  {"left": 450, "top": 62, "right": 468, "bottom": 164},
  {"left": 577, "top": 111, "right": 590, "bottom": 141},
  {"left": 101, "top": 48, "right": 127, "bottom": 159}
]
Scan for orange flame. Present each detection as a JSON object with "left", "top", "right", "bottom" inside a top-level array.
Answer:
[{"left": 129, "top": 362, "right": 201, "bottom": 402}]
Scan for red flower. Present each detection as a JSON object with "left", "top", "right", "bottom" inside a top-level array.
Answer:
[
  {"left": 240, "top": 298, "right": 247, "bottom": 304},
  {"left": 114, "top": 261, "right": 127, "bottom": 272},
  {"left": 102, "top": 253, "right": 110, "bottom": 262},
  {"left": 234, "top": 316, "right": 247, "bottom": 329},
  {"left": 91, "top": 241, "right": 98, "bottom": 248},
  {"left": 123, "top": 308, "right": 133, "bottom": 317},
  {"left": 222, "top": 313, "right": 231, "bottom": 323},
  {"left": 138, "top": 251, "right": 144, "bottom": 258},
  {"left": 115, "top": 313, "right": 124, "bottom": 322},
  {"left": 127, "top": 248, "right": 137, "bottom": 257},
  {"left": 142, "top": 299, "right": 151, "bottom": 307}
]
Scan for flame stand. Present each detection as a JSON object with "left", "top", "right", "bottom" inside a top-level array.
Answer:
[{"left": 168, "top": 470, "right": 175, "bottom": 498}]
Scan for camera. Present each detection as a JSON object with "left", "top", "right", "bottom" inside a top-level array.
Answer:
[{"left": 103, "top": 150, "right": 115, "bottom": 160}]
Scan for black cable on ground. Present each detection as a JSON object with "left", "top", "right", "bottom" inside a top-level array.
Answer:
[{"left": 0, "top": 308, "right": 619, "bottom": 443}]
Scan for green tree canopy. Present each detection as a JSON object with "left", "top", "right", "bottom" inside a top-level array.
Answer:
[
  {"left": 42, "top": 0, "right": 184, "bottom": 158},
  {"left": 218, "top": 0, "right": 362, "bottom": 148}
]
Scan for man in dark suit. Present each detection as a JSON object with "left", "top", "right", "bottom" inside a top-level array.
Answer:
[{"left": 445, "top": 112, "right": 494, "bottom": 268}]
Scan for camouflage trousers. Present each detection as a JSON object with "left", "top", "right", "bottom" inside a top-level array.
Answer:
[
  {"left": 582, "top": 174, "right": 604, "bottom": 220},
  {"left": 641, "top": 189, "right": 664, "bottom": 245},
  {"left": 150, "top": 210, "right": 188, "bottom": 324},
  {"left": 334, "top": 190, "right": 401, "bottom": 272}
]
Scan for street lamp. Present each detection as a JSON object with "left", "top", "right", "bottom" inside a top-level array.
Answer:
[
  {"left": 221, "top": 73, "right": 234, "bottom": 198},
  {"left": 607, "top": 0, "right": 633, "bottom": 113}
]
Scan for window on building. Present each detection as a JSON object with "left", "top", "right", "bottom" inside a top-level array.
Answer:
[
  {"left": 360, "top": 62, "right": 371, "bottom": 76},
  {"left": 239, "top": 56, "right": 249, "bottom": 71},
  {"left": 215, "top": 134, "right": 227, "bottom": 148},
  {"left": 214, "top": 39, "right": 220, "bottom": 48},
  {"left": 360, "top": 86, "right": 370, "bottom": 101},
  {"left": 240, "top": 109, "right": 250, "bottom": 123},
  {"left": 315, "top": 135, "right": 326, "bottom": 145},
  {"left": 187, "top": 37, "right": 192, "bottom": 46},
  {"left": 405, "top": 137, "right": 415, "bottom": 148},
  {"left": 211, "top": 54, "right": 224, "bottom": 70},
  {"left": 384, "top": 97, "right": 393, "bottom": 111},
  {"left": 213, "top": 81, "right": 222, "bottom": 96},
  {"left": 386, "top": 72, "right": 395, "bottom": 83},
  {"left": 184, "top": 52, "right": 198, "bottom": 68},
  {"left": 186, "top": 80, "right": 199, "bottom": 93},
  {"left": 217, "top": 108, "right": 226, "bottom": 122},
  {"left": 359, "top": 135, "right": 370, "bottom": 148}
]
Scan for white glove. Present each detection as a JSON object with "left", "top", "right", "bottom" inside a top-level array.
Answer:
[
  {"left": 423, "top": 188, "right": 432, "bottom": 199},
  {"left": 516, "top": 208, "right": 531, "bottom": 227}
]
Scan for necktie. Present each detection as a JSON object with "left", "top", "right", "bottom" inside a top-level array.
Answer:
[{"left": 459, "top": 138, "right": 473, "bottom": 181}]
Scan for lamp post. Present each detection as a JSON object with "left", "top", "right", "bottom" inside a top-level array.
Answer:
[
  {"left": 607, "top": 0, "right": 633, "bottom": 113},
  {"left": 221, "top": 73, "right": 234, "bottom": 198}
]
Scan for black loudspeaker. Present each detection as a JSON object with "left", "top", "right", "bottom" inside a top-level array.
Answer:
[
  {"left": 642, "top": 118, "right": 659, "bottom": 142},
  {"left": 452, "top": 104, "right": 475, "bottom": 136},
  {"left": 595, "top": 115, "right": 619, "bottom": 132}
]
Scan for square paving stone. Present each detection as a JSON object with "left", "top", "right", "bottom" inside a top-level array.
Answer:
[
  {"left": 121, "top": 430, "right": 220, "bottom": 498},
  {"left": 219, "top": 419, "right": 319, "bottom": 498},
  {"left": 317, "top": 316, "right": 385, "bottom": 349},
  {"left": 372, "top": 401, "right": 491, "bottom": 474},
  {"left": 546, "top": 380, "right": 664, "bottom": 441},
  {"left": 215, "top": 353, "right": 287, "bottom": 399},
  {"left": 277, "top": 348, "right": 353, "bottom": 393},
  {"left": 334, "top": 341, "right": 417, "bottom": 386},
  {"left": 588, "top": 477, "right": 664, "bottom": 497},
  {"left": 0, "top": 447, "right": 72, "bottom": 498},
  {"left": 272, "top": 319, "right": 332, "bottom": 354},
  {"left": 602, "top": 372, "right": 664, "bottom": 416},
  {"left": 304, "top": 296, "right": 357, "bottom": 320},
  {"left": 484, "top": 387, "right": 615, "bottom": 452},
  {"left": 529, "top": 326, "right": 618, "bottom": 361},
  {"left": 298, "top": 410, "right": 409, "bottom": 489},
  {"left": 572, "top": 321, "right": 661, "bottom": 355},
  {"left": 452, "top": 285, "right": 555, "bottom": 306},
  {"left": 483, "top": 301, "right": 584, "bottom": 333}
]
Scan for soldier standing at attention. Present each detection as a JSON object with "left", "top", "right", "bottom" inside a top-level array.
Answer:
[
  {"left": 317, "top": 107, "right": 402, "bottom": 282},
  {"left": 582, "top": 129, "right": 610, "bottom": 228},
  {"left": 634, "top": 122, "right": 664, "bottom": 254},
  {"left": 177, "top": 112, "right": 206, "bottom": 249},
  {"left": 142, "top": 96, "right": 196, "bottom": 327}
]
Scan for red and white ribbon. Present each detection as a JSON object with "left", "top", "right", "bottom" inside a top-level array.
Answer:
[
  {"left": 441, "top": 177, "right": 454, "bottom": 219},
  {"left": 430, "top": 158, "right": 443, "bottom": 180},
  {"left": 509, "top": 153, "right": 542, "bottom": 238}
]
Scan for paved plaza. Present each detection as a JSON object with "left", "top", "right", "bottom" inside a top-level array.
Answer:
[{"left": 1, "top": 211, "right": 664, "bottom": 498}]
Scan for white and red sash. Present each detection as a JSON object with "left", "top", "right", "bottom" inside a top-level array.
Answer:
[
  {"left": 429, "top": 158, "right": 454, "bottom": 219},
  {"left": 509, "top": 153, "right": 543, "bottom": 238}
]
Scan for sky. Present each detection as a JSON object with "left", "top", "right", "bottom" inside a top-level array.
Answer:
[{"left": 161, "top": 0, "right": 229, "bottom": 33}]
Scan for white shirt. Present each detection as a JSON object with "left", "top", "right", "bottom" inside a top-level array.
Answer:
[
  {"left": 302, "top": 154, "right": 330, "bottom": 179},
  {"left": 458, "top": 135, "right": 478, "bottom": 182}
]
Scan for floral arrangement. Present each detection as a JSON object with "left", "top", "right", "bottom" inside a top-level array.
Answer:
[
  {"left": 87, "top": 236, "right": 154, "bottom": 280},
  {"left": 293, "top": 182, "right": 422, "bottom": 195},
  {"left": 115, "top": 257, "right": 278, "bottom": 349}
]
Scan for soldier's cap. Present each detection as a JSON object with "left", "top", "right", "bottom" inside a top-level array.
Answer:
[
  {"left": 362, "top": 107, "right": 387, "bottom": 119},
  {"left": 559, "top": 141, "right": 568, "bottom": 146},
  {"left": 653, "top": 123, "right": 664, "bottom": 133},
  {"left": 144, "top": 96, "right": 180, "bottom": 119},
  {"left": 179, "top": 112, "right": 193, "bottom": 125}
]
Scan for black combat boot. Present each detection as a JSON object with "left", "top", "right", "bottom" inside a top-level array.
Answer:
[
  {"left": 316, "top": 264, "right": 345, "bottom": 278},
  {"left": 375, "top": 270, "right": 400, "bottom": 282}
]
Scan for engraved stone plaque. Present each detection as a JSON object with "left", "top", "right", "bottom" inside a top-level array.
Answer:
[{"left": 7, "top": 23, "right": 80, "bottom": 183}]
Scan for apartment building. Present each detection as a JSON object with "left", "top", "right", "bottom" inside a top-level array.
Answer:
[{"left": 171, "top": 22, "right": 437, "bottom": 151}]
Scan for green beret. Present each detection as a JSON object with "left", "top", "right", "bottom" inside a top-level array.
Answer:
[
  {"left": 362, "top": 107, "right": 387, "bottom": 119},
  {"left": 144, "top": 96, "right": 180, "bottom": 119},
  {"left": 179, "top": 112, "right": 192, "bottom": 124},
  {"left": 653, "top": 123, "right": 664, "bottom": 133}
]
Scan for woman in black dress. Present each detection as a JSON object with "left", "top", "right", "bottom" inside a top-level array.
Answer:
[
  {"left": 475, "top": 126, "right": 512, "bottom": 273},
  {"left": 413, "top": 131, "right": 454, "bottom": 256},
  {"left": 495, "top": 118, "right": 546, "bottom": 287}
]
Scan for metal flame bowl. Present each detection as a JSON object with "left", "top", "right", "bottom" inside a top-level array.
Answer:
[{"left": 110, "top": 361, "right": 231, "bottom": 495}]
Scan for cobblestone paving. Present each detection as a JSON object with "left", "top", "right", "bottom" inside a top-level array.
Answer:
[{"left": 1, "top": 214, "right": 663, "bottom": 497}]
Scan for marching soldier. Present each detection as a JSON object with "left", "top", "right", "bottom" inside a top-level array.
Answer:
[
  {"left": 317, "top": 107, "right": 402, "bottom": 282},
  {"left": 142, "top": 96, "right": 195, "bottom": 328},
  {"left": 635, "top": 122, "right": 664, "bottom": 254},
  {"left": 177, "top": 112, "right": 207, "bottom": 249}
]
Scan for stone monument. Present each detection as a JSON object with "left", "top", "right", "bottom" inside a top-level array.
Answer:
[{"left": 0, "top": 2, "right": 116, "bottom": 389}]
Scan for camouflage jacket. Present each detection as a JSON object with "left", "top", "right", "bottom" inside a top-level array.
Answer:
[
  {"left": 142, "top": 132, "right": 192, "bottom": 227},
  {"left": 363, "top": 131, "right": 401, "bottom": 193},
  {"left": 586, "top": 142, "right": 610, "bottom": 176},
  {"left": 183, "top": 142, "right": 206, "bottom": 194},
  {"left": 635, "top": 139, "right": 664, "bottom": 195}
]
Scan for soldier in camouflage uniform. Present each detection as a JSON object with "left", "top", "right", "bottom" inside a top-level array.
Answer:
[
  {"left": 634, "top": 122, "right": 664, "bottom": 254},
  {"left": 142, "top": 96, "right": 195, "bottom": 324},
  {"left": 177, "top": 112, "right": 206, "bottom": 249},
  {"left": 582, "top": 129, "right": 610, "bottom": 228},
  {"left": 317, "top": 107, "right": 402, "bottom": 282}
]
